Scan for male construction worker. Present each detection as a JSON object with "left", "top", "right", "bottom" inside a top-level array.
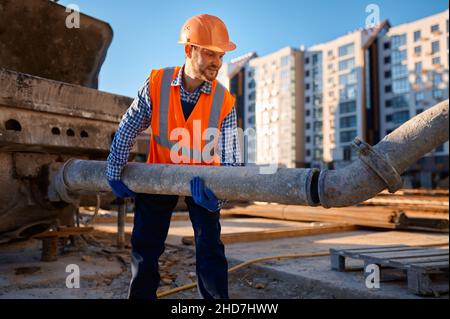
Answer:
[{"left": 106, "top": 14, "right": 241, "bottom": 299}]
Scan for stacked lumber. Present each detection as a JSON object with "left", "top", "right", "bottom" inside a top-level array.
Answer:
[
  {"left": 223, "top": 205, "right": 398, "bottom": 229},
  {"left": 223, "top": 202, "right": 449, "bottom": 232}
]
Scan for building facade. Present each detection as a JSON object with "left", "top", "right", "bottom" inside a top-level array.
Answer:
[
  {"left": 220, "top": 9, "right": 448, "bottom": 187},
  {"left": 248, "top": 47, "right": 304, "bottom": 168}
]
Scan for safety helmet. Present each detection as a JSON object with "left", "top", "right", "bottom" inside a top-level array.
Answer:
[{"left": 179, "top": 14, "right": 236, "bottom": 53}]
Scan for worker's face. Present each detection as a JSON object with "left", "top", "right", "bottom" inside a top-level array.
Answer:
[{"left": 188, "top": 45, "right": 224, "bottom": 82}]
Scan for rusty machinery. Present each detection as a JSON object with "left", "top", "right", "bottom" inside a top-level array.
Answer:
[{"left": 0, "top": 0, "right": 148, "bottom": 243}]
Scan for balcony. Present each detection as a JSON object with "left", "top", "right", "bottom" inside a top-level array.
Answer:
[{"left": 431, "top": 30, "right": 443, "bottom": 36}]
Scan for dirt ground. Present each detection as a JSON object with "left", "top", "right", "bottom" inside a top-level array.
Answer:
[{"left": 0, "top": 230, "right": 322, "bottom": 299}]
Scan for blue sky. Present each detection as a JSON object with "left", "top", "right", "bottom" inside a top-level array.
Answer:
[{"left": 59, "top": 0, "right": 448, "bottom": 97}]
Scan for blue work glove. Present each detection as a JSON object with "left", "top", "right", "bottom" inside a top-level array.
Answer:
[
  {"left": 108, "top": 180, "right": 136, "bottom": 199},
  {"left": 190, "top": 176, "right": 219, "bottom": 212}
]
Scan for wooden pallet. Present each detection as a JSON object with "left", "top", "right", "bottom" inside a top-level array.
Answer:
[{"left": 330, "top": 245, "right": 449, "bottom": 296}]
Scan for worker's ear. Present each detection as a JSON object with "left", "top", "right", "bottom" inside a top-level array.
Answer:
[{"left": 185, "top": 45, "right": 193, "bottom": 59}]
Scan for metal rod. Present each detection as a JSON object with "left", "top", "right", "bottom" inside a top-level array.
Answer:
[{"left": 117, "top": 199, "right": 127, "bottom": 250}]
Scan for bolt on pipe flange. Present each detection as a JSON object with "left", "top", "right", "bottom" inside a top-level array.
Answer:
[{"left": 352, "top": 137, "right": 403, "bottom": 193}]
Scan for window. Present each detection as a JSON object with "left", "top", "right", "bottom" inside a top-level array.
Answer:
[
  {"left": 431, "top": 24, "right": 440, "bottom": 33},
  {"left": 281, "top": 56, "right": 290, "bottom": 67},
  {"left": 431, "top": 41, "right": 440, "bottom": 54},
  {"left": 415, "top": 92, "right": 424, "bottom": 106},
  {"left": 305, "top": 83, "right": 310, "bottom": 90},
  {"left": 391, "top": 50, "right": 406, "bottom": 64},
  {"left": 306, "top": 123, "right": 311, "bottom": 129},
  {"left": 414, "top": 61, "right": 422, "bottom": 73},
  {"left": 281, "top": 70, "right": 290, "bottom": 80},
  {"left": 338, "top": 43, "right": 355, "bottom": 57},
  {"left": 248, "top": 92, "right": 256, "bottom": 101},
  {"left": 313, "top": 96, "right": 322, "bottom": 106},
  {"left": 306, "top": 149, "right": 311, "bottom": 156},
  {"left": 306, "top": 136, "right": 311, "bottom": 143},
  {"left": 391, "top": 111, "right": 410, "bottom": 124},
  {"left": 385, "top": 99, "right": 392, "bottom": 107},
  {"left": 305, "top": 70, "right": 310, "bottom": 77},
  {"left": 384, "top": 70, "right": 391, "bottom": 79},
  {"left": 432, "top": 57, "right": 441, "bottom": 65},
  {"left": 305, "top": 57, "right": 310, "bottom": 64},
  {"left": 343, "top": 147, "right": 352, "bottom": 161},
  {"left": 305, "top": 96, "right": 310, "bottom": 103},
  {"left": 383, "top": 42, "right": 391, "bottom": 50},
  {"left": 338, "top": 58, "right": 355, "bottom": 71},
  {"left": 248, "top": 102, "right": 255, "bottom": 113},
  {"left": 340, "top": 115, "right": 357, "bottom": 128},
  {"left": 414, "top": 46, "right": 421, "bottom": 55},
  {"left": 393, "top": 78, "right": 410, "bottom": 94},
  {"left": 391, "top": 94, "right": 409, "bottom": 108},
  {"left": 339, "top": 84, "right": 357, "bottom": 100},
  {"left": 384, "top": 56, "right": 391, "bottom": 64},
  {"left": 387, "top": 111, "right": 409, "bottom": 124},
  {"left": 313, "top": 108, "right": 323, "bottom": 119},
  {"left": 312, "top": 54, "right": 319, "bottom": 65},
  {"left": 414, "top": 30, "right": 421, "bottom": 42},
  {"left": 248, "top": 80, "right": 256, "bottom": 89},
  {"left": 339, "top": 101, "right": 356, "bottom": 114},
  {"left": 313, "top": 148, "right": 323, "bottom": 160},
  {"left": 313, "top": 121, "right": 322, "bottom": 133},
  {"left": 391, "top": 34, "right": 406, "bottom": 49},
  {"left": 327, "top": 50, "right": 334, "bottom": 57},
  {"left": 339, "top": 70, "right": 357, "bottom": 85},
  {"left": 392, "top": 64, "right": 408, "bottom": 78},
  {"left": 415, "top": 74, "right": 423, "bottom": 84},
  {"left": 385, "top": 85, "right": 392, "bottom": 93},
  {"left": 313, "top": 135, "right": 323, "bottom": 145},
  {"left": 306, "top": 109, "right": 311, "bottom": 116},
  {"left": 328, "top": 63, "right": 333, "bottom": 70},
  {"left": 340, "top": 130, "right": 357, "bottom": 143},
  {"left": 433, "top": 89, "right": 443, "bottom": 100},
  {"left": 433, "top": 73, "right": 443, "bottom": 86}
]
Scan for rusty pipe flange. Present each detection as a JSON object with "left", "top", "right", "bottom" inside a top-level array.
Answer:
[{"left": 352, "top": 137, "right": 403, "bottom": 193}]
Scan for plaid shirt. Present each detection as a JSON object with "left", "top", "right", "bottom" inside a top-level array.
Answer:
[{"left": 106, "top": 66, "right": 241, "bottom": 209}]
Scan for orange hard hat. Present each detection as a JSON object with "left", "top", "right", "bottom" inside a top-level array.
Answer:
[{"left": 178, "top": 14, "right": 236, "bottom": 53}]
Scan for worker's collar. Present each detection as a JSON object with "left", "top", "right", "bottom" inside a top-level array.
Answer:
[{"left": 171, "top": 65, "right": 212, "bottom": 95}]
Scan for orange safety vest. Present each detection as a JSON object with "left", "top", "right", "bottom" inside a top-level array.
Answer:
[{"left": 146, "top": 66, "right": 235, "bottom": 166}]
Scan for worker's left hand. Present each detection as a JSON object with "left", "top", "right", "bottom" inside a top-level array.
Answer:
[{"left": 190, "top": 176, "right": 220, "bottom": 212}]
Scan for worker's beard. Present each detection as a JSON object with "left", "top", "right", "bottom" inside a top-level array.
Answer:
[
  {"left": 199, "top": 66, "right": 219, "bottom": 82},
  {"left": 192, "top": 58, "right": 219, "bottom": 82}
]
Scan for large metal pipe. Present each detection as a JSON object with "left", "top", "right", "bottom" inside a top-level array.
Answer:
[
  {"left": 318, "top": 99, "right": 449, "bottom": 208},
  {"left": 49, "top": 160, "right": 319, "bottom": 206},
  {"left": 49, "top": 100, "right": 449, "bottom": 208}
]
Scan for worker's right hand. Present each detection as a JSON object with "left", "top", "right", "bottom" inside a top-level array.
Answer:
[{"left": 108, "top": 180, "right": 136, "bottom": 198}]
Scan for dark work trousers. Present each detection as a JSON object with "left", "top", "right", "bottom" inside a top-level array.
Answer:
[{"left": 128, "top": 193, "right": 229, "bottom": 299}]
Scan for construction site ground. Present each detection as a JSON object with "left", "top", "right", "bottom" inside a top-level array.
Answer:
[{"left": 0, "top": 195, "right": 448, "bottom": 299}]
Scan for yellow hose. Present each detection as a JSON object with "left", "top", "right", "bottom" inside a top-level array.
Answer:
[{"left": 157, "top": 241, "right": 449, "bottom": 298}]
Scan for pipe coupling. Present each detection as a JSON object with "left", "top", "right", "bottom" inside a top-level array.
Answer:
[{"left": 352, "top": 137, "right": 403, "bottom": 193}]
